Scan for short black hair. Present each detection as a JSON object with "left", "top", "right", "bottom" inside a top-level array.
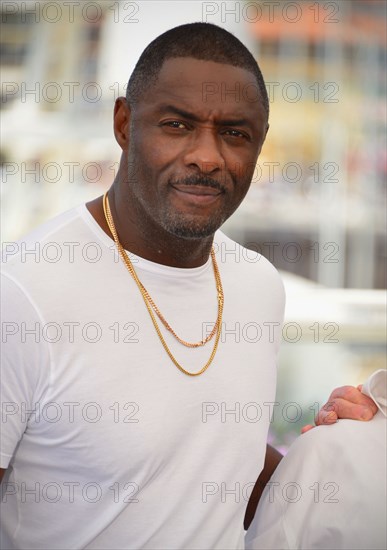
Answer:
[{"left": 126, "top": 22, "right": 269, "bottom": 116}]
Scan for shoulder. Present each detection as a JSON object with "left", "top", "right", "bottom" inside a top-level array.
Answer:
[
  {"left": 214, "top": 229, "right": 285, "bottom": 297},
  {"left": 1, "top": 204, "right": 103, "bottom": 312},
  {"left": 1, "top": 204, "right": 99, "bottom": 281},
  {"left": 215, "top": 230, "right": 283, "bottom": 273},
  {"left": 247, "top": 417, "right": 386, "bottom": 549},
  {"left": 273, "top": 415, "right": 386, "bottom": 485},
  {"left": 2, "top": 205, "right": 83, "bottom": 265}
]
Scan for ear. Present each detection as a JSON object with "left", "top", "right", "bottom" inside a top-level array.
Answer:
[
  {"left": 264, "top": 122, "right": 269, "bottom": 139},
  {"left": 113, "top": 96, "right": 131, "bottom": 150},
  {"left": 256, "top": 122, "right": 270, "bottom": 156}
]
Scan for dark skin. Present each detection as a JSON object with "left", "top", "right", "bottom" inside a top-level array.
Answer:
[
  {"left": 1, "top": 58, "right": 378, "bottom": 527},
  {"left": 244, "top": 444, "right": 284, "bottom": 530}
]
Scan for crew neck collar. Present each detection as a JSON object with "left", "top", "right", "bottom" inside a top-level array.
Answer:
[{"left": 78, "top": 202, "right": 213, "bottom": 277}]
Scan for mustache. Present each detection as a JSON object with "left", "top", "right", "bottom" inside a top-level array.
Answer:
[{"left": 169, "top": 175, "right": 226, "bottom": 192}]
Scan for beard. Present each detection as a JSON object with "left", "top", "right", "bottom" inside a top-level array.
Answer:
[
  {"left": 160, "top": 206, "right": 228, "bottom": 239},
  {"left": 126, "top": 150, "right": 247, "bottom": 241},
  {"left": 159, "top": 174, "right": 230, "bottom": 239}
]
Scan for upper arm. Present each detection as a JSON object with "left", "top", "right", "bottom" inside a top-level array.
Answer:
[
  {"left": 1, "top": 273, "right": 50, "bottom": 467},
  {"left": 244, "top": 444, "right": 283, "bottom": 530}
]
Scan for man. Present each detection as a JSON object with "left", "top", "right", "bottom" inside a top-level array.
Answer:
[
  {"left": 245, "top": 369, "right": 387, "bottom": 549},
  {"left": 0, "top": 23, "right": 377, "bottom": 549}
]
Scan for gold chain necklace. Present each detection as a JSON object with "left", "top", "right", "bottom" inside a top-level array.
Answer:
[
  {"left": 102, "top": 193, "right": 224, "bottom": 348},
  {"left": 102, "top": 192, "right": 224, "bottom": 376}
]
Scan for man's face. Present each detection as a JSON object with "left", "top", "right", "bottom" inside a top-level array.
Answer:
[{"left": 121, "top": 57, "right": 268, "bottom": 240}]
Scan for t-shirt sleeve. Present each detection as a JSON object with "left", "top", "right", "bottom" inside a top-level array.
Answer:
[
  {"left": 245, "top": 430, "right": 321, "bottom": 550},
  {"left": 245, "top": 482, "right": 292, "bottom": 549},
  {"left": 0, "top": 273, "right": 51, "bottom": 468}
]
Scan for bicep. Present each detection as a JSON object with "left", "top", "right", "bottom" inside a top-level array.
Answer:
[
  {"left": 1, "top": 274, "right": 50, "bottom": 464},
  {"left": 244, "top": 444, "right": 283, "bottom": 529}
]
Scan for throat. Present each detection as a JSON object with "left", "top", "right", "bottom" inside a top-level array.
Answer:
[{"left": 87, "top": 193, "right": 214, "bottom": 268}]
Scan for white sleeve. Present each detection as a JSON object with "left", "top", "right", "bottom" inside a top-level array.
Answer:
[
  {"left": 245, "top": 479, "right": 292, "bottom": 550},
  {"left": 362, "top": 369, "right": 387, "bottom": 417},
  {"left": 0, "top": 273, "right": 51, "bottom": 468},
  {"left": 245, "top": 427, "right": 338, "bottom": 550},
  {"left": 245, "top": 418, "right": 386, "bottom": 550}
]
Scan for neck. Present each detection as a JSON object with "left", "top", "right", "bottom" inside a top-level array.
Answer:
[{"left": 86, "top": 185, "right": 214, "bottom": 269}]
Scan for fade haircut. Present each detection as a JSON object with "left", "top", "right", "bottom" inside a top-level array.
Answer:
[{"left": 126, "top": 22, "right": 269, "bottom": 116}]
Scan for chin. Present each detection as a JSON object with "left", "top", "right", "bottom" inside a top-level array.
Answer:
[
  {"left": 173, "top": 230, "right": 215, "bottom": 240},
  {"left": 163, "top": 217, "right": 223, "bottom": 240}
]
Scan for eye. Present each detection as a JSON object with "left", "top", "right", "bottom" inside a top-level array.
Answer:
[
  {"left": 162, "top": 120, "right": 188, "bottom": 130},
  {"left": 223, "top": 129, "right": 250, "bottom": 140}
]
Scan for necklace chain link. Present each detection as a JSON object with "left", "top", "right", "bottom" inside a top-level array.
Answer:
[{"left": 102, "top": 192, "right": 224, "bottom": 376}]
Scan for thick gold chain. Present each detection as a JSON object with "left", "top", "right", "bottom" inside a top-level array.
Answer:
[{"left": 102, "top": 192, "right": 224, "bottom": 376}]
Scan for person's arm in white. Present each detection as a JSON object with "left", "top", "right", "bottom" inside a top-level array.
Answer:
[
  {"left": 244, "top": 381, "right": 378, "bottom": 530},
  {"left": 245, "top": 370, "right": 387, "bottom": 550}
]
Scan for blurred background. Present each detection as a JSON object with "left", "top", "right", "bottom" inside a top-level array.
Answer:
[{"left": 1, "top": 0, "right": 386, "bottom": 448}]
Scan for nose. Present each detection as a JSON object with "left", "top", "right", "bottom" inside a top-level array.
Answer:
[{"left": 183, "top": 128, "right": 225, "bottom": 174}]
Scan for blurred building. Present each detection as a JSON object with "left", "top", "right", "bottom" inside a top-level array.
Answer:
[
  {"left": 224, "top": 0, "right": 386, "bottom": 289},
  {"left": 0, "top": 0, "right": 255, "bottom": 237},
  {"left": 1, "top": 0, "right": 385, "bottom": 289}
]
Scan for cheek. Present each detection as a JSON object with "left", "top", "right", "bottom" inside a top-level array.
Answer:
[
  {"left": 128, "top": 142, "right": 160, "bottom": 186},
  {"left": 137, "top": 126, "right": 181, "bottom": 160},
  {"left": 136, "top": 138, "right": 181, "bottom": 185},
  {"left": 226, "top": 150, "right": 257, "bottom": 187}
]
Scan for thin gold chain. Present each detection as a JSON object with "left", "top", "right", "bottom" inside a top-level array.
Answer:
[{"left": 102, "top": 192, "right": 224, "bottom": 376}]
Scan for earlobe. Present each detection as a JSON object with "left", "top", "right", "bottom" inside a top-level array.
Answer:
[{"left": 113, "top": 96, "right": 131, "bottom": 150}]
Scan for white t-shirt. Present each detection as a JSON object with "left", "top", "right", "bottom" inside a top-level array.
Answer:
[
  {"left": 245, "top": 369, "right": 387, "bottom": 550},
  {"left": 0, "top": 204, "right": 285, "bottom": 550}
]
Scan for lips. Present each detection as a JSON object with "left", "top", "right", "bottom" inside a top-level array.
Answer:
[
  {"left": 171, "top": 184, "right": 223, "bottom": 205},
  {"left": 172, "top": 184, "right": 222, "bottom": 196}
]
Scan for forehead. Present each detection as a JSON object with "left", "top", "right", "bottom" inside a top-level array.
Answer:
[{"left": 139, "top": 57, "right": 266, "bottom": 121}]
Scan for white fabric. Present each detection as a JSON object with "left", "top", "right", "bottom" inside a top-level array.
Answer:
[
  {"left": 245, "top": 369, "right": 387, "bottom": 550},
  {"left": 0, "top": 204, "right": 285, "bottom": 550}
]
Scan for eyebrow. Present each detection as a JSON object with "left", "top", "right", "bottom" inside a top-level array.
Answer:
[{"left": 157, "top": 104, "right": 252, "bottom": 128}]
